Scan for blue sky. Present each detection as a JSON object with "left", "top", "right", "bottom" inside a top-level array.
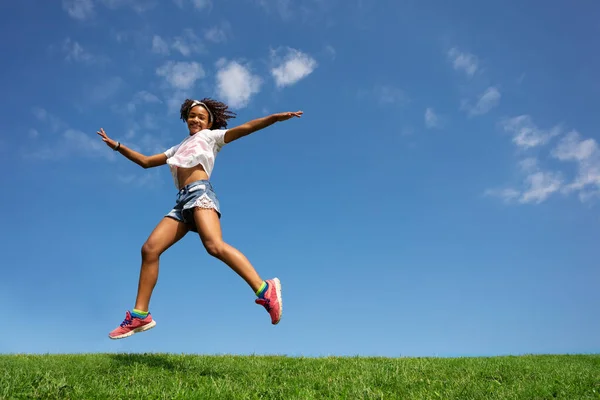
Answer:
[{"left": 0, "top": 0, "right": 599, "bottom": 357}]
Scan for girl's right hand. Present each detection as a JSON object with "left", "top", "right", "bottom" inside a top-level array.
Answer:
[{"left": 96, "top": 128, "right": 118, "bottom": 149}]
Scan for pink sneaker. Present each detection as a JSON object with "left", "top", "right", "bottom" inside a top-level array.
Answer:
[
  {"left": 255, "top": 278, "right": 283, "bottom": 325},
  {"left": 108, "top": 311, "right": 156, "bottom": 340}
]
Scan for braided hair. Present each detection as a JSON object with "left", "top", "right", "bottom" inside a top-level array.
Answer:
[{"left": 179, "top": 98, "right": 236, "bottom": 129}]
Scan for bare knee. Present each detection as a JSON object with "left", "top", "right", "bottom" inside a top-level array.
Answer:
[
  {"left": 141, "top": 241, "right": 161, "bottom": 261},
  {"left": 203, "top": 239, "right": 226, "bottom": 258}
]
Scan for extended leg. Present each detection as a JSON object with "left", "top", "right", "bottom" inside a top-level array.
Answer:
[
  {"left": 193, "top": 208, "right": 283, "bottom": 324},
  {"left": 134, "top": 217, "right": 190, "bottom": 311},
  {"left": 109, "top": 217, "right": 189, "bottom": 340},
  {"left": 193, "top": 208, "right": 263, "bottom": 292}
]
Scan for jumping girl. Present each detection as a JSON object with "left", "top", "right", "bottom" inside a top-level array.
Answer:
[{"left": 97, "top": 98, "right": 302, "bottom": 339}]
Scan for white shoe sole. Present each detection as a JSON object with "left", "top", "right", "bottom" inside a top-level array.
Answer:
[{"left": 273, "top": 278, "right": 283, "bottom": 325}]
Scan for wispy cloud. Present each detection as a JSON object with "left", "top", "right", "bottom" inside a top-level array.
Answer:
[
  {"left": 323, "top": 45, "right": 336, "bottom": 60},
  {"left": 32, "top": 107, "right": 67, "bottom": 133},
  {"left": 172, "top": 29, "right": 204, "bottom": 56},
  {"left": 215, "top": 59, "right": 262, "bottom": 109},
  {"left": 360, "top": 85, "right": 409, "bottom": 107},
  {"left": 270, "top": 47, "right": 317, "bottom": 88},
  {"left": 552, "top": 130, "right": 597, "bottom": 162},
  {"left": 487, "top": 115, "right": 600, "bottom": 205},
  {"left": 64, "top": 129, "right": 116, "bottom": 160},
  {"left": 519, "top": 170, "right": 563, "bottom": 204},
  {"left": 484, "top": 188, "right": 521, "bottom": 203},
  {"left": 204, "top": 22, "right": 231, "bottom": 43},
  {"left": 27, "top": 107, "right": 166, "bottom": 165},
  {"left": 27, "top": 129, "right": 115, "bottom": 162},
  {"left": 485, "top": 158, "right": 563, "bottom": 205},
  {"left": 127, "top": 90, "right": 161, "bottom": 113},
  {"left": 255, "top": 0, "right": 293, "bottom": 19},
  {"left": 173, "top": 0, "right": 212, "bottom": 10},
  {"left": 551, "top": 131, "right": 600, "bottom": 201},
  {"left": 89, "top": 76, "right": 123, "bottom": 102},
  {"left": 461, "top": 86, "right": 501, "bottom": 117},
  {"left": 447, "top": 47, "right": 479, "bottom": 78},
  {"left": 151, "top": 30, "right": 205, "bottom": 56},
  {"left": 63, "top": 38, "right": 96, "bottom": 64},
  {"left": 499, "top": 115, "right": 561, "bottom": 150},
  {"left": 117, "top": 168, "right": 163, "bottom": 188},
  {"left": 62, "top": 0, "right": 94, "bottom": 20},
  {"left": 163, "top": 90, "right": 191, "bottom": 114},
  {"left": 156, "top": 61, "right": 205, "bottom": 90},
  {"left": 99, "top": 0, "right": 157, "bottom": 13},
  {"left": 424, "top": 107, "right": 442, "bottom": 129},
  {"left": 111, "top": 90, "right": 162, "bottom": 115},
  {"left": 151, "top": 35, "right": 170, "bottom": 55},
  {"left": 62, "top": 0, "right": 156, "bottom": 19}
]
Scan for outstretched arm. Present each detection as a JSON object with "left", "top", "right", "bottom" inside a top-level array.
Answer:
[
  {"left": 224, "top": 111, "right": 303, "bottom": 144},
  {"left": 96, "top": 128, "right": 167, "bottom": 169}
]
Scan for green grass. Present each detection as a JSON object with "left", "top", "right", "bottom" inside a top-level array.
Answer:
[{"left": 0, "top": 354, "right": 598, "bottom": 399}]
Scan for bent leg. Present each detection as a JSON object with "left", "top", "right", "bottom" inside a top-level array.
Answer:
[
  {"left": 134, "top": 217, "right": 189, "bottom": 311},
  {"left": 193, "top": 208, "right": 263, "bottom": 292}
]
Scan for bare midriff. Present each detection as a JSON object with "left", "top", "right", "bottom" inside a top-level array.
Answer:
[{"left": 177, "top": 164, "right": 210, "bottom": 189}]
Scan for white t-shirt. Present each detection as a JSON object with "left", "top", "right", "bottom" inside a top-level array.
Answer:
[{"left": 163, "top": 128, "right": 228, "bottom": 189}]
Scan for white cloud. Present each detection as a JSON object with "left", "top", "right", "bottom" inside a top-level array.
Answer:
[
  {"left": 324, "top": 45, "right": 336, "bottom": 60},
  {"left": 551, "top": 131, "right": 600, "bottom": 199},
  {"left": 489, "top": 114, "right": 600, "bottom": 205},
  {"left": 462, "top": 86, "right": 501, "bottom": 116},
  {"left": 552, "top": 130, "right": 597, "bottom": 162},
  {"left": 366, "top": 85, "right": 409, "bottom": 106},
  {"left": 519, "top": 170, "right": 563, "bottom": 204},
  {"left": 255, "top": 0, "right": 293, "bottom": 19},
  {"left": 485, "top": 158, "right": 563, "bottom": 205},
  {"left": 122, "top": 91, "right": 162, "bottom": 113},
  {"left": 500, "top": 115, "right": 561, "bottom": 150},
  {"left": 484, "top": 188, "right": 521, "bottom": 203},
  {"left": 271, "top": 48, "right": 317, "bottom": 88},
  {"left": 135, "top": 90, "right": 161, "bottom": 104},
  {"left": 63, "top": 0, "right": 155, "bottom": 19},
  {"left": 172, "top": 29, "right": 204, "bottom": 56},
  {"left": 215, "top": 59, "right": 262, "bottom": 109},
  {"left": 62, "top": 0, "right": 94, "bottom": 20},
  {"left": 204, "top": 23, "right": 230, "bottom": 43},
  {"left": 448, "top": 47, "right": 479, "bottom": 77},
  {"left": 152, "top": 35, "right": 170, "bottom": 55},
  {"left": 425, "top": 108, "right": 441, "bottom": 129},
  {"left": 152, "top": 30, "right": 204, "bottom": 56},
  {"left": 156, "top": 61, "right": 205, "bottom": 90},
  {"left": 63, "top": 38, "right": 94, "bottom": 63},
  {"left": 99, "top": 0, "right": 157, "bottom": 13},
  {"left": 173, "top": 0, "right": 212, "bottom": 10}
]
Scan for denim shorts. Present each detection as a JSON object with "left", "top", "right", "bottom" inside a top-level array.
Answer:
[{"left": 165, "top": 180, "right": 221, "bottom": 232}]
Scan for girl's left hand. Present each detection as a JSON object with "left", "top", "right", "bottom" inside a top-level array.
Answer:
[{"left": 274, "top": 111, "right": 303, "bottom": 121}]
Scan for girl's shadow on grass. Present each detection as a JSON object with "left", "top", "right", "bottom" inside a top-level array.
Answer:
[{"left": 109, "top": 353, "right": 223, "bottom": 378}]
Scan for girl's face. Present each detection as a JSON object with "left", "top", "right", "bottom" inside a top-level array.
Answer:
[{"left": 187, "top": 105, "right": 212, "bottom": 134}]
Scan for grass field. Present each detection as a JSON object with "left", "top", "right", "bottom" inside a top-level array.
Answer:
[{"left": 0, "top": 354, "right": 598, "bottom": 399}]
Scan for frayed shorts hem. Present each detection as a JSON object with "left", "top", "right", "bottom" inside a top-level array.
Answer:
[{"left": 165, "top": 180, "right": 221, "bottom": 232}]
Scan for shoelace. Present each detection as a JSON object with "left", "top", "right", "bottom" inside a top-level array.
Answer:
[
  {"left": 258, "top": 298, "right": 271, "bottom": 311},
  {"left": 120, "top": 317, "right": 133, "bottom": 328}
]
